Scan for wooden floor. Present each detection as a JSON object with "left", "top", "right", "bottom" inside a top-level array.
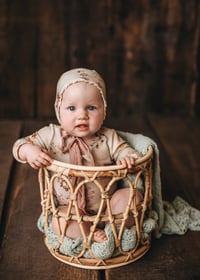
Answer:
[{"left": 0, "top": 114, "right": 200, "bottom": 280}]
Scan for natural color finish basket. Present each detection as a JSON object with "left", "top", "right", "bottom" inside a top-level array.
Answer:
[{"left": 38, "top": 146, "right": 153, "bottom": 269}]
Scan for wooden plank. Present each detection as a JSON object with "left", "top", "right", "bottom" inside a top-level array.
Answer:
[
  {"left": 0, "top": 120, "right": 22, "bottom": 238},
  {"left": 36, "top": 0, "right": 67, "bottom": 118},
  {"left": 1, "top": 1, "right": 200, "bottom": 119},
  {"left": 148, "top": 114, "right": 200, "bottom": 206},
  {"left": 0, "top": 1, "right": 37, "bottom": 118},
  {"left": 0, "top": 121, "right": 100, "bottom": 280},
  {"left": 105, "top": 232, "right": 200, "bottom": 280}
]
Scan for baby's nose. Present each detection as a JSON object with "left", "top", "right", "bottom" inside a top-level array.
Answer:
[{"left": 78, "top": 109, "right": 88, "bottom": 119}]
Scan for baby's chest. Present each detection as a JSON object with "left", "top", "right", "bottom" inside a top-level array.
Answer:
[{"left": 90, "top": 142, "right": 113, "bottom": 166}]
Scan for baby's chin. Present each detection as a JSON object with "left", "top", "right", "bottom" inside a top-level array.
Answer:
[
  {"left": 69, "top": 129, "right": 95, "bottom": 140},
  {"left": 62, "top": 125, "right": 100, "bottom": 140}
]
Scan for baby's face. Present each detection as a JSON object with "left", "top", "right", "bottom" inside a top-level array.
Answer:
[{"left": 60, "top": 82, "right": 105, "bottom": 140}]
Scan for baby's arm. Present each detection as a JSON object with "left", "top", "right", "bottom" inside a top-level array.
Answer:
[
  {"left": 19, "top": 143, "right": 52, "bottom": 169},
  {"left": 110, "top": 130, "right": 141, "bottom": 168},
  {"left": 13, "top": 125, "right": 55, "bottom": 169}
]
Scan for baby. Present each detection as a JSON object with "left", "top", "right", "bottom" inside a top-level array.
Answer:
[{"left": 13, "top": 68, "right": 143, "bottom": 243}]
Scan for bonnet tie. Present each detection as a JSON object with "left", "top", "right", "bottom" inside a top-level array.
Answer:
[{"left": 62, "top": 135, "right": 95, "bottom": 213}]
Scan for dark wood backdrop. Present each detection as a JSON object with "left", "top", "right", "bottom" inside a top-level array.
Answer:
[
  {"left": 0, "top": 0, "right": 200, "bottom": 120},
  {"left": 1, "top": 2, "right": 200, "bottom": 279}
]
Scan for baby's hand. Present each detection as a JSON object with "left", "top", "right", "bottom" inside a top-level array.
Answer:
[
  {"left": 19, "top": 143, "right": 52, "bottom": 169},
  {"left": 116, "top": 154, "right": 138, "bottom": 169}
]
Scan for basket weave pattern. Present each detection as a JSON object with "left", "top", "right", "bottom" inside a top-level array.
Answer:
[{"left": 38, "top": 146, "right": 153, "bottom": 269}]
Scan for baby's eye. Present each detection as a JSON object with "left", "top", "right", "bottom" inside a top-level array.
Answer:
[
  {"left": 87, "top": 105, "right": 96, "bottom": 111},
  {"left": 67, "top": 106, "right": 75, "bottom": 111}
]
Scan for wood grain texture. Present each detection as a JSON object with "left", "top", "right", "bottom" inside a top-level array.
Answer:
[
  {"left": 148, "top": 114, "right": 200, "bottom": 207},
  {"left": 0, "top": 0, "right": 199, "bottom": 118},
  {"left": 0, "top": 121, "right": 22, "bottom": 242}
]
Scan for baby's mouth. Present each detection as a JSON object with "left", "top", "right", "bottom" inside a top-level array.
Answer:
[{"left": 76, "top": 124, "right": 89, "bottom": 131}]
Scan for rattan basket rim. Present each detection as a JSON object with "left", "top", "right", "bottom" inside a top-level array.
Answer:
[{"left": 47, "top": 145, "right": 153, "bottom": 172}]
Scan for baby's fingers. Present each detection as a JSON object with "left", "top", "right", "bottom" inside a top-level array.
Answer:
[
  {"left": 28, "top": 152, "right": 52, "bottom": 169},
  {"left": 117, "top": 156, "right": 135, "bottom": 168},
  {"left": 38, "top": 152, "right": 52, "bottom": 166},
  {"left": 124, "top": 156, "right": 135, "bottom": 168}
]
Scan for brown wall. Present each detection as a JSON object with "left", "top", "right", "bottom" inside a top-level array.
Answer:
[{"left": 0, "top": 0, "right": 200, "bottom": 119}]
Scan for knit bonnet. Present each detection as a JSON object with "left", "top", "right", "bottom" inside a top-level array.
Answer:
[{"left": 55, "top": 68, "right": 107, "bottom": 122}]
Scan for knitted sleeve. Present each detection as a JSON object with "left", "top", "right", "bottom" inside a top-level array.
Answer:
[
  {"left": 12, "top": 124, "right": 57, "bottom": 163},
  {"left": 103, "top": 128, "right": 141, "bottom": 162}
]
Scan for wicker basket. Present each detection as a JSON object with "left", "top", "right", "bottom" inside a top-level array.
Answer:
[{"left": 38, "top": 146, "right": 153, "bottom": 269}]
